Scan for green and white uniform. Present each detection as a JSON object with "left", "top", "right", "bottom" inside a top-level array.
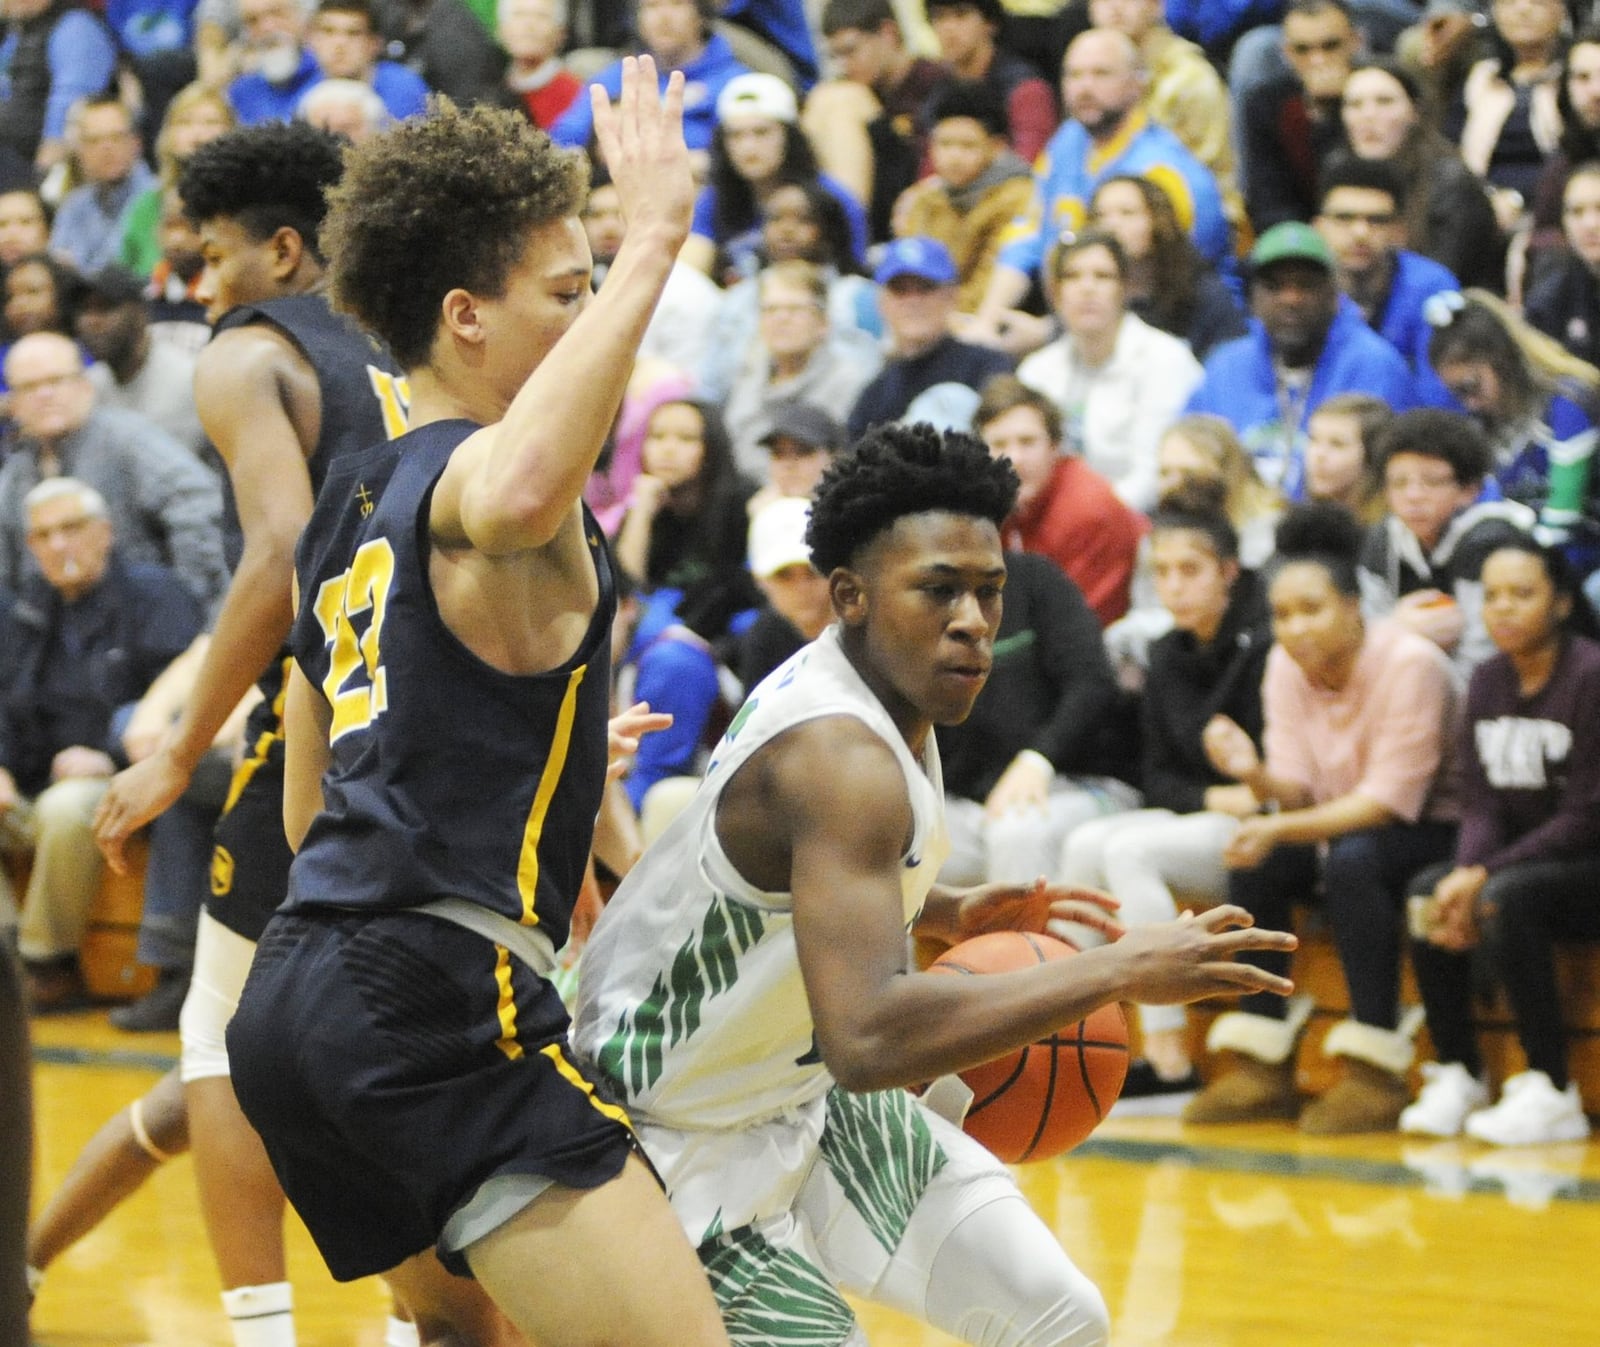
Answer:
[{"left": 574, "top": 628, "right": 1108, "bottom": 1347}]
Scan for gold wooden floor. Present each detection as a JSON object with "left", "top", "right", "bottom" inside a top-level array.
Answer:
[{"left": 25, "top": 1010, "right": 1600, "bottom": 1347}]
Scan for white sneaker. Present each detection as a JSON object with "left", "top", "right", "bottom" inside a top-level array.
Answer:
[
  {"left": 1399, "top": 1062, "right": 1489, "bottom": 1137},
  {"left": 1465, "top": 1071, "right": 1592, "bottom": 1147}
]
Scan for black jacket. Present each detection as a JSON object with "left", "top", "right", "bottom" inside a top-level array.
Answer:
[
  {"left": 938, "top": 552, "right": 1121, "bottom": 802},
  {"left": 0, "top": 552, "right": 201, "bottom": 795},
  {"left": 1139, "top": 569, "right": 1271, "bottom": 814}
]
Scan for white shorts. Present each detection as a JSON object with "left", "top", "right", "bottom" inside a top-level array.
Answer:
[
  {"left": 179, "top": 909, "right": 258, "bottom": 1083},
  {"left": 654, "top": 1088, "right": 1109, "bottom": 1347}
]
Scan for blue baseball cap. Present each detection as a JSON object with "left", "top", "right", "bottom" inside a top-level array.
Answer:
[{"left": 874, "top": 237, "right": 959, "bottom": 287}]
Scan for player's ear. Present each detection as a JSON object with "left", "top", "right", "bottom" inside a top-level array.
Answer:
[
  {"left": 831, "top": 567, "right": 866, "bottom": 625},
  {"left": 270, "top": 226, "right": 305, "bottom": 280},
  {"left": 438, "top": 288, "right": 487, "bottom": 346}
]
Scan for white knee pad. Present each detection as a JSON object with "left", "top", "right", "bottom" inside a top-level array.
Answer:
[{"left": 179, "top": 911, "right": 258, "bottom": 1083}]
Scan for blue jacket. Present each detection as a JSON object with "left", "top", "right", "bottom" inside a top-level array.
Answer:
[
  {"left": 1185, "top": 295, "right": 1417, "bottom": 497},
  {"left": 552, "top": 34, "right": 748, "bottom": 151},
  {"left": 1372, "top": 249, "right": 1459, "bottom": 409},
  {"left": 228, "top": 48, "right": 321, "bottom": 125},
  {"left": 1164, "top": 0, "right": 1282, "bottom": 52},
  {"left": 996, "top": 109, "right": 1233, "bottom": 285},
  {"left": 722, "top": 0, "right": 817, "bottom": 87}
]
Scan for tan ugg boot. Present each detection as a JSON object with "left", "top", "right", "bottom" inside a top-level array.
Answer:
[
  {"left": 1298, "top": 1015, "right": 1421, "bottom": 1136},
  {"left": 1182, "top": 996, "right": 1313, "bottom": 1125}
]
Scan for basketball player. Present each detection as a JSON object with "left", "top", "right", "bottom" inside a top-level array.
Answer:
[
  {"left": 90, "top": 122, "right": 406, "bottom": 1347},
  {"left": 572, "top": 423, "right": 1301, "bottom": 1347},
  {"left": 223, "top": 63, "right": 729, "bottom": 1347}
]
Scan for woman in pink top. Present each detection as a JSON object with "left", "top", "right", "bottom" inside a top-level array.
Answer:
[{"left": 1185, "top": 503, "right": 1460, "bottom": 1135}]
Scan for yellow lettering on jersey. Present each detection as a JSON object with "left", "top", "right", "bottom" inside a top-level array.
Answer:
[
  {"left": 540, "top": 1042, "right": 632, "bottom": 1127},
  {"left": 311, "top": 539, "right": 396, "bottom": 743},
  {"left": 366, "top": 367, "right": 412, "bottom": 440},
  {"left": 515, "top": 664, "right": 587, "bottom": 926}
]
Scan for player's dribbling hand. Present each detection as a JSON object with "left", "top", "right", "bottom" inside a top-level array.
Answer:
[
  {"left": 590, "top": 56, "right": 694, "bottom": 254},
  {"left": 1113, "top": 904, "right": 1297, "bottom": 1004}
]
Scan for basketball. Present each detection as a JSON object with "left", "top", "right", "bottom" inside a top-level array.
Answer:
[{"left": 929, "top": 930, "right": 1129, "bottom": 1162}]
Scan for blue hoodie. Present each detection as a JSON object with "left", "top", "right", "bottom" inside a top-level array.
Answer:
[
  {"left": 551, "top": 33, "right": 749, "bottom": 151},
  {"left": 1185, "top": 295, "right": 1417, "bottom": 498}
]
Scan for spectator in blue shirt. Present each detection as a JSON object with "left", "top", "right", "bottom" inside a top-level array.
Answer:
[
  {"left": 550, "top": 0, "right": 749, "bottom": 155},
  {"left": 0, "top": 0, "right": 118, "bottom": 180},
  {"left": 1313, "top": 153, "right": 1461, "bottom": 408},
  {"left": 227, "top": 0, "right": 322, "bottom": 124},
  {"left": 48, "top": 95, "right": 156, "bottom": 275},
  {"left": 1186, "top": 221, "right": 1416, "bottom": 499},
  {"left": 305, "top": 0, "right": 427, "bottom": 120}
]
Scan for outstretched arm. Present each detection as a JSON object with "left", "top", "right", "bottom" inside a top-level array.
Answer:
[
  {"left": 774, "top": 719, "right": 1298, "bottom": 1093},
  {"left": 429, "top": 57, "right": 695, "bottom": 557},
  {"left": 94, "top": 327, "right": 318, "bottom": 871}
]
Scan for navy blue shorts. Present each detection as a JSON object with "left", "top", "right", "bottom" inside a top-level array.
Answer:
[
  {"left": 206, "top": 736, "right": 292, "bottom": 944},
  {"left": 228, "top": 908, "right": 635, "bottom": 1281}
]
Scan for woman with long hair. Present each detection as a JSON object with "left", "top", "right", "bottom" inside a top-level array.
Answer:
[
  {"left": 1016, "top": 230, "right": 1203, "bottom": 511},
  {"left": 118, "top": 83, "right": 235, "bottom": 278},
  {"left": 1427, "top": 287, "right": 1600, "bottom": 568},
  {"left": 697, "top": 178, "right": 882, "bottom": 403},
  {"left": 1401, "top": 538, "right": 1600, "bottom": 1146},
  {"left": 1089, "top": 175, "right": 1245, "bottom": 360},
  {"left": 1156, "top": 414, "right": 1284, "bottom": 566},
  {"left": 1059, "top": 492, "right": 1272, "bottom": 1108},
  {"left": 1453, "top": 0, "right": 1568, "bottom": 231},
  {"left": 1340, "top": 57, "right": 1504, "bottom": 290},
  {"left": 1188, "top": 502, "right": 1460, "bottom": 1134},
  {"left": 611, "top": 396, "right": 762, "bottom": 642},
  {"left": 1524, "top": 158, "right": 1600, "bottom": 367},
  {"left": 680, "top": 73, "right": 866, "bottom": 285}
]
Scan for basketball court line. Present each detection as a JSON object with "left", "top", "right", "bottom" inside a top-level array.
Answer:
[
  {"left": 1075, "top": 1135, "right": 1600, "bottom": 1204},
  {"left": 35, "top": 1040, "right": 1600, "bottom": 1205}
]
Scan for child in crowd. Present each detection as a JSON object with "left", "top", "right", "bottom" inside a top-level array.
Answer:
[
  {"left": 1359, "top": 408, "right": 1536, "bottom": 680},
  {"left": 1302, "top": 392, "right": 1390, "bottom": 525},
  {"left": 896, "top": 79, "right": 1032, "bottom": 314}
]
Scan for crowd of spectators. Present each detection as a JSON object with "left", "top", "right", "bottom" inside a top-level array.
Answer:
[{"left": 5, "top": 0, "right": 1600, "bottom": 1164}]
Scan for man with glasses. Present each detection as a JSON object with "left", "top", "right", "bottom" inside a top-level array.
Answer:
[
  {"left": 1242, "top": 0, "right": 1361, "bottom": 229},
  {"left": 47, "top": 95, "right": 155, "bottom": 274},
  {"left": 5, "top": 477, "right": 203, "bottom": 1012},
  {"left": 1314, "top": 153, "right": 1461, "bottom": 406},
  {"left": 0, "top": 332, "right": 227, "bottom": 607}
]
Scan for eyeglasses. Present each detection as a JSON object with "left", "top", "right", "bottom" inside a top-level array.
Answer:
[
  {"left": 1385, "top": 470, "right": 1459, "bottom": 492},
  {"left": 1321, "top": 210, "right": 1397, "bottom": 227},
  {"left": 1287, "top": 36, "right": 1348, "bottom": 56},
  {"left": 10, "top": 370, "right": 84, "bottom": 396},
  {"left": 26, "top": 515, "right": 96, "bottom": 544},
  {"left": 759, "top": 301, "right": 824, "bottom": 316}
]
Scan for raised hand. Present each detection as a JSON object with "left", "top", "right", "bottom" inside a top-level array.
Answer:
[
  {"left": 607, "top": 701, "right": 674, "bottom": 781},
  {"left": 589, "top": 56, "right": 694, "bottom": 255},
  {"left": 1112, "top": 905, "right": 1297, "bottom": 1005}
]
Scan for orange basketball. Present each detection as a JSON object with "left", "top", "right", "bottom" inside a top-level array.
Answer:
[{"left": 929, "top": 930, "right": 1129, "bottom": 1162}]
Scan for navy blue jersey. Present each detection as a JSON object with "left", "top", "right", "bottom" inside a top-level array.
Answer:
[
  {"left": 287, "top": 418, "right": 617, "bottom": 949},
  {"left": 216, "top": 293, "right": 405, "bottom": 713}
]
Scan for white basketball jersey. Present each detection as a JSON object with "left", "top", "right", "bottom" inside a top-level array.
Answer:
[{"left": 573, "top": 625, "right": 949, "bottom": 1132}]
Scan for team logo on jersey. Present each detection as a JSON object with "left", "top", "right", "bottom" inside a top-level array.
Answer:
[
  {"left": 356, "top": 482, "right": 375, "bottom": 517},
  {"left": 211, "top": 845, "right": 235, "bottom": 896}
]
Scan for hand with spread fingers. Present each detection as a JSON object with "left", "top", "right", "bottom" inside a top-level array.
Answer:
[{"left": 1109, "top": 904, "right": 1298, "bottom": 1005}]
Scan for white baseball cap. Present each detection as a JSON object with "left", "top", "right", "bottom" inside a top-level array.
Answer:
[
  {"left": 717, "top": 72, "right": 799, "bottom": 126},
  {"left": 748, "top": 497, "right": 815, "bottom": 579}
]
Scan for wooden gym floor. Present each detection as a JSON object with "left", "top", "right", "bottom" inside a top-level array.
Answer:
[{"left": 24, "top": 1009, "right": 1600, "bottom": 1347}]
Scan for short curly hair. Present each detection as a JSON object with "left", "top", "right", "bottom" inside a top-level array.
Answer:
[
  {"left": 322, "top": 100, "right": 590, "bottom": 370},
  {"left": 807, "top": 422, "right": 1018, "bottom": 574},
  {"left": 178, "top": 122, "right": 347, "bottom": 261}
]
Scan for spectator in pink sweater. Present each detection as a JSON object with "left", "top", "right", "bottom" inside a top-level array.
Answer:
[{"left": 1185, "top": 502, "right": 1460, "bottom": 1135}]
